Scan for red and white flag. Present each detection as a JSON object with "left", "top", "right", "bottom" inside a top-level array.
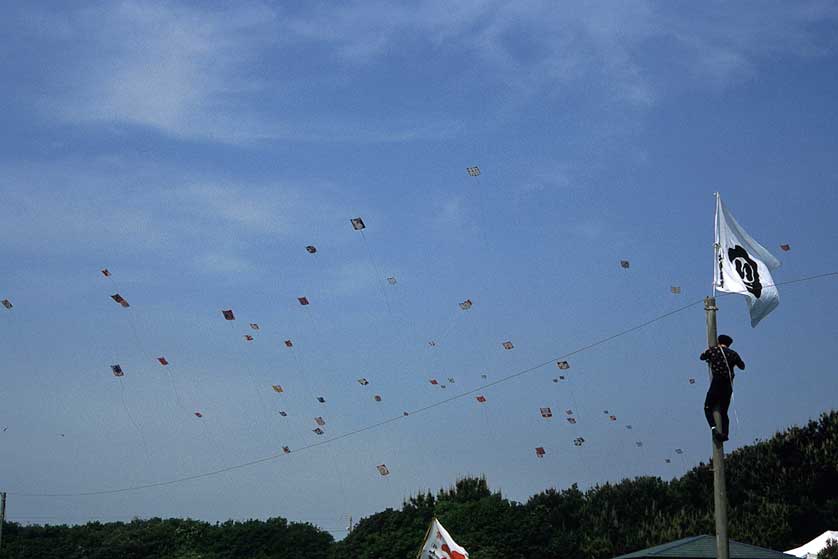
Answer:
[{"left": 419, "top": 519, "right": 469, "bottom": 559}]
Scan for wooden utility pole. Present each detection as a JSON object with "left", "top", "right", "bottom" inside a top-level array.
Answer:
[
  {"left": 0, "top": 491, "right": 6, "bottom": 553},
  {"left": 705, "top": 297, "right": 729, "bottom": 559}
]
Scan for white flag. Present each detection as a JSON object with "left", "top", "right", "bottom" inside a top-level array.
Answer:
[
  {"left": 419, "top": 519, "right": 469, "bottom": 559},
  {"left": 714, "top": 194, "right": 781, "bottom": 327}
]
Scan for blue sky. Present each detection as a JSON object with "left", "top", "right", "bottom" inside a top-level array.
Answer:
[{"left": 2, "top": 0, "right": 838, "bottom": 535}]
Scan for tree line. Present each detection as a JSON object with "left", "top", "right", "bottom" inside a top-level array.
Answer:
[{"left": 2, "top": 411, "right": 836, "bottom": 559}]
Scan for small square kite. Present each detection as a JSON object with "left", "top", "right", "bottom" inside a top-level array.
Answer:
[
  {"left": 157, "top": 357, "right": 169, "bottom": 366},
  {"left": 636, "top": 441, "right": 643, "bottom": 447},
  {"left": 459, "top": 299, "right": 473, "bottom": 310},
  {"left": 350, "top": 217, "right": 366, "bottom": 230},
  {"left": 313, "top": 427, "right": 324, "bottom": 435},
  {"left": 689, "top": 378, "right": 696, "bottom": 384},
  {"left": 111, "top": 364, "right": 124, "bottom": 377},
  {"left": 565, "top": 409, "right": 574, "bottom": 415},
  {"left": 535, "top": 446, "right": 545, "bottom": 458},
  {"left": 314, "top": 416, "right": 325, "bottom": 426},
  {"left": 620, "top": 260, "right": 630, "bottom": 269},
  {"left": 429, "top": 379, "right": 439, "bottom": 385},
  {"left": 665, "top": 458, "right": 672, "bottom": 463},
  {"left": 2, "top": 299, "right": 12, "bottom": 310},
  {"left": 222, "top": 309, "right": 235, "bottom": 320},
  {"left": 111, "top": 294, "right": 130, "bottom": 307},
  {"left": 675, "top": 448, "right": 683, "bottom": 455},
  {"left": 447, "top": 377, "right": 455, "bottom": 383},
  {"left": 284, "top": 340, "right": 293, "bottom": 348},
  {"left": 557, "top": 361, "right": 570, "bottom": 370},
  {"left": 377, "top": 464, "right": 390, "bottom": 476},
  {"left": 780, "top": 244, "right": 791, "bottom": 251},
  {"left": 357, "top": 378, "right": 369, "bottom": 386},
  {"left": 101, "top": 269, "right": 111, "bottom": 277},
  {"left": 609, "top": 415, "right": 617, "bottom": 422},
  {"left": 567, "top": 417, "right": 577, "bottom": 424},
  {"left": 194, "top": 412, "right": 203, "bottom": 418},
  {"left": 374, "top": 394, "right": 382, "bottom": 402},
  {"left": 480, "top": 374, "right": 488, "bottom": 379},
  {"left": 540, "top": 407, "right": 553, "bottom": 418},
  {"left": 466, "top": 166, "right": 481, "bottom": 177},
  {"left": 387, "top": 277, "right": 397, "bottom": 285},
  {"left": 282, "top": 446, "right": 291, "bottom": 454},
  {"left": 272, "top": 385, "right": 284, "bottom": 393},
  {"left": 243, "top": 335, "right": 254, "bottom": 341},
  {"left": 502, "top": 341, "right": 514, "bottom": 350},
  {"left": 306, "top": 245, "right": 317, "bottom": 254},
  {"left": 476, "top": 395, "right": 487, "bottom": 403},
  {"left": 279, "top": 411, "right": 288, "bottom": 417},
  {"left": 298, "top": 296, "right": 309, "bottom": 306},
  {"left": 316, "top": 396, "right": 326, "bottom": 403},
  {"left": 250, "top": 323, "right": 259, "bottom": 330},
  {"left": 671, "top": 286, "right": 682, "bottom": 294}
]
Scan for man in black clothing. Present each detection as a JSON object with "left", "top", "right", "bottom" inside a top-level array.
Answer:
[{"left": 700, "top": 334, "right": 745, "bottom": 443}]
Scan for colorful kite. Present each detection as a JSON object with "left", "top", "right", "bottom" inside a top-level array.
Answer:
[
  {"left": 243, "top": 335, "right": 254, "bottom": 341},
  {"left": 374, "top": 394, "right": 382, "bottom": 402},
  {"left": 111, "top": 294, "right": 130, "bottom": 308},
  {"left": 306, "top": 245, "right": 317, "bottom": 254},
  {"left": 350, "top": 217, "right": 366, "bottom": 231},
  {"left": 282, "top": 446, "right": 291, "bottom": 454},
  {"left": 100, "top": 269, "right": 111, "bottom": 277},
  {"left": 502, "top": 341, "right": 514, "bottom": 350},
  {"left": 2, "top": 299, "right": 12, "bottom": 310},
  {"left": 466, "top": 166, "right": 481, "bottom": 177},
  {"left": 222, "top": 309, "right": 235, "bottom": 320},
  {"left": 540, "top": 407, "right": 553, "bottom": 418},
  {"left": 476, "top": 395, "right": 487, "bottom": 403},
  {"left": 194, "top": 412, "right": 203, "bottom": 418},
  {"left": 357, "top": 378, "right": 369, "bottom": 386},
  {"left": 314, "top": 416, "right": 326, "bottom": 426},
  {"left": 157, "top": 357, "right": 169, "bottom": 366},
  {"left": 573, "top": 437, "right": 585, "bottom": 447},
  {"left": 250, "top": 323, "right": 259, "bottom": 330},
  {"left": 671, "top": 286, "right": 682, "bottom": 294},
  {"left": 557, "top": 361, "right": 570, "bottom": 370},
  {"left": 111, "top": 364, "right": 124, "bottom": 377},
  {"left": 459, "top": 299, "right": 473, "bottom": 310},
  {"left": 284, "top": 340, "right": 293, "bottom": 348},
  {"left": 780, "top": 244, "right": 791, "bottom": 251},
  {"left": 272, "top": 385, "right": 284, "bottom": 393},
  {"left": 313, "top": 427, "right": 324, "bottom": 435},
  {"left": 298, "top": 296, "right": 309, "bottom": 306},
  {"left": 377, "top": 464, "right": 390, "bottom": 476},
  {"left": 535, "top": 446, "right": 545, "bottom": 458}
]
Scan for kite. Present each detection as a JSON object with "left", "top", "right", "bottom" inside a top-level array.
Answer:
[
  {"left": 250, "top": 323, "right": 259, "bottom": 330},
  {"left": 316, "top": 396, "right": 326, "bottom": 403},
  {"left": 609, "top": 415, "right": 617, "bottom": 422},
  {"left": 350, "top": 217, "right": 366, "bottom": 231},
  {"left": 428, "top": 341, "right": 437, "bottom": 347},
  {"left": 780, "top": 244, "right": 791, "bottom": 251},
  {"left": 675, "top": 448, "right": 684, "bottom": 455},
  {"left": 387, "top": 277, "right": 397, "bottom": 285},
  {"left": 573, "top": 437, "right": 585, "bottom": 447},
  {"left": 535, "top": 447, "right": 546, "bottom": 458},
  {"left": 357, "top": 378, "right": 369, "bottom": 386},
  {"left": 665, "top": 458, "right": 672, "bottom": 464},
  {"left": 480, "top": 374, "right": 488, "bottom": 379},
  {"left": 282, "top": 446, "right": 291, "bottom": 454},
  {"left": 314, "top": 416, "right": 326, "bottom": 426},
  {"left": 194, "top": 412, "right": 203, "bottom": 418},
  {"left": 313, "top": 427, "right": 324, "bottom": 435},
  {"left": 279, "top": 411, "right": 288, "bottom": 417},
  {"left": 540, "top": 407, "right": 553, "bottom": 418},
  {"left": 1, "top": 299, "right": 12, "bottom": 310},
  {"left": 566, "top": 417, "right": 577, "bottom": 424},
  {"left": 626, "top": 425, "right": 633, "bottom": 430},
  {"left": 447, "top": 377, "right": 455, "bottom": 383},
  {"left": 557, "top": 361, "right": 570, "bottom": 370},
  {"left": 272, "top": 385, "right": 284, "bottom": 393},
  {"left": 565, "top": 409, "right": 574, "bottom": 415},
  {"left": 377, "top": 464, "right": 390, "bottom": 476},
  {"left": 243, "top": 335, "right": 254, "bottom": 341},
  {"left": 111, "top": 364, "right": 124, "bottom": 377},
  {"left": 553, "top": 378, "right": 559, "bottom": 383},
  {"left": 403, "top": 411, "right": 409, "bottom": 416},
  {"left": 671, "top": 286, "right": 682, "bottom": 294},
  {"left": 440, "top": 384, "right": 447, "bottom": 389},
  {"left": 298, "top": 296, "right": 309, "bottom": 306},
  {"left": 476, "top": 395, "right": 487, "bottom": 403},
  {"left": 111, "top": 294, "right": 130, "bottom": 308},
  {"left": 306, "top": 245, "right": 317, "bottom": 254},
  {"left": 374, "top": 394, "right": 382, "bottom": 402},
  {"left": 689, "top": 378, "right": 696, "bottom": 385},
  {"left": 466, "top": 166, "right": 481, "bottom": 177},
  {"left": 502, "top": 341, "right": 514, "bottom": 350},
  {"left": 620, "top": 260, "right": 630, "bottom": 269},
  {"left": 459, "top": 299, "right": 473, "bottom": 310},
  {"left": 157, "top": 357, "right": 169, "bottom": 366},
  {"left": 101, "top": 269, "right": 111, "bottom": 277},
  {"left": 429, "top": 379, "right": 439, "bottom": 385},
  {"left": 222, "top": 309, "right": 235, "bottom": 320},
  {"left": 603, "top": 410, "right": 609, "bottom": 414},
  {"left": 636, "top": 441, "right": 643, "bottom": 447},
  {"left": 558, "top": 375, "right": 566, "bottom": 380},
  {"left": 284, "top": 340, "right": 293, "bottom": 348}
]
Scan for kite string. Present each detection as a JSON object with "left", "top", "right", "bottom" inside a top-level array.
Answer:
[
  {"left": 10, "top": 270, "right": 838, "bottom": 498},
  {"left": 118, "top": 377, "right": 152, "bottom": 468}
]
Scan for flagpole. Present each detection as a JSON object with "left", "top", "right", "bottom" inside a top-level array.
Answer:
[
  {"left": 415, "top": 518, "right": 435, "bottom": 559},
  {"left": 707, "top": 193, "right": 729, "bottom": 559}
]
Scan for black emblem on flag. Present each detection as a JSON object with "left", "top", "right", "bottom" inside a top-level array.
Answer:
[{"left": 728, "top": 245, "right": 762, "bottom": 298}]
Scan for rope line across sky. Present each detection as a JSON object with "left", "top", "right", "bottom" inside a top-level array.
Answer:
[{"left": 7, "top": 270, "right": 836, "bottom": 499}]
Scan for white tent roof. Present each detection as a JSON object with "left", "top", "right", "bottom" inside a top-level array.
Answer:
[{"left": 785, "top": 531, "right": 838, "bottom": 559}]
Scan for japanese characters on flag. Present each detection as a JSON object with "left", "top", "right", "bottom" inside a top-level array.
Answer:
[
  {"left": 714, "top": 193, "right": 781, "bottom": 327},
  {"left": 420, "top": 518, "right": 469, "bottom": 559}
]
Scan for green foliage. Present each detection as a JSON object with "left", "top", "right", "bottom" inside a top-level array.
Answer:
[
  {"left": 818, "top": 538, "right": 838, "bottom": 559},
  {"left": 2, "top": 411, "right": 837, "bottom": 559}
]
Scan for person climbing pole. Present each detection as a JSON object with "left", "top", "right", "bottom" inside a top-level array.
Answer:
[{"left": 700, "top": 334, "right": 745, "bottom": 442}]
